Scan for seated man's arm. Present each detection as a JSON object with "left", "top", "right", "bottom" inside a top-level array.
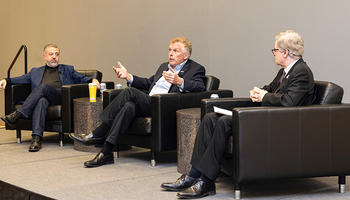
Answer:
[
  {"left": 262, "top": 66, "right": 314, "bottom": 106},
  {"left": 6, "top": 71, "right": 32, "bottom": 85},
  {"left": 177, "top": 64, "right": 206, "bottom": 92},
  {"left": 113, "top": 61, "right": 153, "bottom": 90}
]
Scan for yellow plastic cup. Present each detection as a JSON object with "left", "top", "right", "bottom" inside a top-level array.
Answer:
[{"left": 88, "top": 83, "right": 97, "bottom": 102}]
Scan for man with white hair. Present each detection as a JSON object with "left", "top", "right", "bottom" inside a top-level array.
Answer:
[
  {"left": 0, "top": 44, "right": 100, "bottom": 152},
  {"left": 161, "top": 30, "right": 314, "bottom": 199}
]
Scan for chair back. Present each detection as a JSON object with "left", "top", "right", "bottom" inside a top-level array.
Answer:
[
  {"left": 312, "top": 80, "right": 343, "bottom": 105},
  {"left": 205, "top": 75, "right": 220, "bottom": 91},
  {"left": 77, "top": 70, "right": 102, "bottom": 82}
]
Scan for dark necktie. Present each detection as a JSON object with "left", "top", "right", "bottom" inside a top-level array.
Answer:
[{"left": 279, "top": 71, "right": 286, "bottom": 84}]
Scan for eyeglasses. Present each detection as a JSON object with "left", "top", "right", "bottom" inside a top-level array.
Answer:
[{"left": 271, "top": 48, "right": 281, "bottom": 54}]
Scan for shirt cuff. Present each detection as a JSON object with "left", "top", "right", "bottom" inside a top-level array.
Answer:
[
  {"left": 178, "top": 80, "right": 184, "bottom": 92},
  {"left": 128, "top": 74, "right": 134, "bottom": 85}
]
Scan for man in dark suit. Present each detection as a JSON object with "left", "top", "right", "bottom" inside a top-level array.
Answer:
[
  {"left": 160, "top": 30, "right": 314, "bottom": 199},
  {"left": 0, "top": 44, "right": 100, "bottom": 152},
  {"left": 69, "top": 37, "right": 206, "bottom": 168}
]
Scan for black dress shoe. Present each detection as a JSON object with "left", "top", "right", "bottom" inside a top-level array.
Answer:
[
  {"left": 177, "top": 178, "right": 216, "bottom": 199},
  {"left": 84, "top": 152, "right": 114, "bottom": 168},
  {"left": 69, "top": 132, "right": 105, "bottom": 145},
  {"left": 1, "top": 111, "right": 24, "bottom": 126},
  {"left": 29, "top": 135, "right": 42, "bottom": 152},
  {"left": 161, "top": 174, "right": 196, "bottom": 192}
]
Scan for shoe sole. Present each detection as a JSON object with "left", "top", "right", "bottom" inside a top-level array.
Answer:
[
  {"left": 0, "top": 117, "right": 15, "bottom": 128},
  {"left": 177, "top": 190, "right": 216, "bottom": 199},
  {"left": 84, "top": 160, "right": 114, "bottom": 168},
  {"left": 160, "top": 185, "right": 187, "bottom": 192},
  {"left": 68, "top": 134, "right": 104, "bottom": 146},
  {"left": 28, "top": 149, "right": 41, "bottom": 152}
]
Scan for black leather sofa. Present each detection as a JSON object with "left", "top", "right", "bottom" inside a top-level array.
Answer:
[{"left": 201, "top": 81, "right": 349, "bottom": 199}]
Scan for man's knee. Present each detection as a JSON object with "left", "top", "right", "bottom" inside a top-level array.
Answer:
[
  {"left": 202, "top": 112, "right": 218, "bottom": 124},
  {"left": 37, "top": 98, "right": 49, "bottom": 108},
  {"left": 124, "top": 102, "right": 136, "bottom": 113},
  {"left": 122, "top": 87, "right": 139, "bottom": 96},
  {"left": 217, "top": 115, "right": 231, "bottom": 125}
]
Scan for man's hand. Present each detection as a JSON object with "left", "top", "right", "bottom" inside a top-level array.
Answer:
[
  {"left": 0, "top": 79, "right": 7, "bottom": 90},
  {"left": 250, "top": 86, "right": 268, "bottom": 102},
  {"left": 92, "top": 78, "right": 101, "bottom": 89},
  {"left": 163, "top": 67, "right": 183, "bottom": 86},
  {"left": 113, "top": 61, "right": 131, "bottom": 82}
]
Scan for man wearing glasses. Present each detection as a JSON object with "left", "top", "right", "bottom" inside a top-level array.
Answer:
[{"left": 160, "top": 30, "right": 314, "bottom": 199}]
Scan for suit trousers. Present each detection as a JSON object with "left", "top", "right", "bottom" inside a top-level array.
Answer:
[
  {"left": 190, "top": 112, "right": 232, "bottom": 180},
  {"left": 17, "top": 84, "right": 62, "bottom": 137},
  {"left": 99, "top": 87, "right": 152, "bottom": 145}
]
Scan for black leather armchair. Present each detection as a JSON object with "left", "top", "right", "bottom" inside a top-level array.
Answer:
[
  {"left": 201, "top": 81, "right": 349, "bottom": 199},
  {"left": 4, "top": 70, "right": 113, "bottom": 146},
  {"left": 103, "top": 75, "right": 233, "bottom": 166}
]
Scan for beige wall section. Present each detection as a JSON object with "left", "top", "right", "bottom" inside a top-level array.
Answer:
[{"left": 1, "top": 0, "right": 350, "bottom": 122}]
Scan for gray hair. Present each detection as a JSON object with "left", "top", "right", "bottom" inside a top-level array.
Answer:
[
  {"left": 275, "top": 30, "right": 304, "bottom": 58},
  {"left": 43, "top": 43, "right": 59, "bottom": 52},
  {"left": 170, "top": 37, "right": 192, "bottom": 57}
]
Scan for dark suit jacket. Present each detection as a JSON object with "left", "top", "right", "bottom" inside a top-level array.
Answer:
[
  {"left": 262, "top": 58, "right": 314, "bottom": 106},
  {"left": 8, "top": 64, "right": 92, "bottom": 91},
  {"left": 130, "top": 59, "right": 206, "bottom": 94}
]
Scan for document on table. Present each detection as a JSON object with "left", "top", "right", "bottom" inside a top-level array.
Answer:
[{"left": 213, "top": 106, "right": 232, "bottom": 116}]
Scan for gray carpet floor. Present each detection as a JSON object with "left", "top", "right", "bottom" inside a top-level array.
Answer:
[{"left": 0, "top": 128, "right": 350, "bottom": 200}]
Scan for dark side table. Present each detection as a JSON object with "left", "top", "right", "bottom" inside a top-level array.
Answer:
[
  {"left": 73, "top": 97, "right": 103, "bottom": 152},
  {"left": 176, "top": 108, "right": 201, "bottom": 175}
]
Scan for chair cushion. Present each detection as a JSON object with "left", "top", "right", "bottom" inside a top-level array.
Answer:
[
  {"left": 15, "top": 105, "right": 62, "bottom": 120},
  {"left": 126, "top": 117, "right": 152, "bottom": 136}
]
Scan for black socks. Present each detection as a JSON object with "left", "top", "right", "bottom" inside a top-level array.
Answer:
[
  {"left": 101, "top": 141, "right": 114, "bottom": 155},
  {"left": 92, "top": 123, "right": 110, "bottom": 138},
  {"left": 188, "top": 167, "right": 214, "bottom": 184}
]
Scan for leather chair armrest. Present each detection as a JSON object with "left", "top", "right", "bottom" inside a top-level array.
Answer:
[
  {"left": 61, "top": 83, "right": 90, "bottom": 132},
  {"left": 231, "top": 104, "right": 350, "bottom": 182},
  {"left": 4, "top": 84, "right": 31, "bottom": 114},
  {"left": 201, "top": 97, "right": 260, "bottom": 119},
  {"left": 179, "top": 89, "right": 233, "bottom": 109},
  {"left": 150, "top": 89, "right": 233, "bottom": 151},
  {"left": 103, "top": 81, "right": 115, "bottom": 89}
]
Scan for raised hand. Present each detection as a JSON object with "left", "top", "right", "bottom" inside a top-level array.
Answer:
[
  {"left": 162, "top": 67, "right": 183, "bottom": 86},
  {"left": 112, "top": 61, "right": 131, "bottom": 82}
]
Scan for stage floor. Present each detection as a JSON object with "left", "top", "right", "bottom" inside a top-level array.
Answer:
[{"left": 0, "top": 128, "right": 350, "bottom": 200}]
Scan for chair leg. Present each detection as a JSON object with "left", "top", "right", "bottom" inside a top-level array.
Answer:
[
  {"left": 58, "top": 132, "right": 64, "bottom": 147},
  {"left": 16, "top": 129, "right": 21, "bottom": 144},
  {"left": 339, "top": 175, "right": 346, "bottom": 193},
  {"left": 234, "top": 184, "right": 241, "bottom": 199},
  {"left": 115, "top": 144, "right": 120, "bottom": 158},
  {"left": 151, "top": 151, "right": 156, "bottom": 167}
]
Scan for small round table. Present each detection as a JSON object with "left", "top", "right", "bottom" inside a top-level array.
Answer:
[
  {"left": 73, "top": 97, "right": 103, "bottom": 152},
  {"left": 176, "top": 108, "right": 201, "bottom": 175}
]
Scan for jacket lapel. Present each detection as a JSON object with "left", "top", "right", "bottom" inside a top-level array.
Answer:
[{"left": 33, "top": 66, "right": 46, "bottom": 88}]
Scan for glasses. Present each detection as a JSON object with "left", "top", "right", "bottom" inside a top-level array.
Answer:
[{"left": 271, "top": 48, "right": 281, "bottom": 54}]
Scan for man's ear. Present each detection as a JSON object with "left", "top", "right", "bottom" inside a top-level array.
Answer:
[{"left": 184, "top": 52, "right": 190, "bottom": 60}]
